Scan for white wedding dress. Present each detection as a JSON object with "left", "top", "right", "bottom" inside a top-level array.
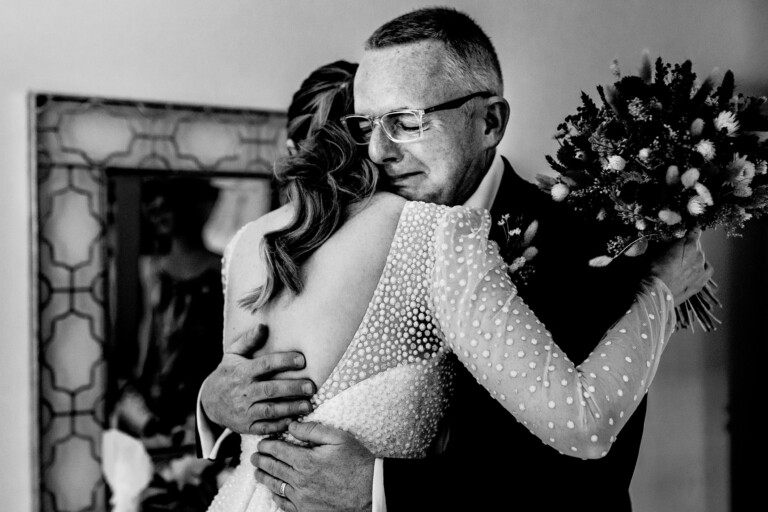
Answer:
[{"left": 206, "top": 201, "right": 675, "bottom": 512}]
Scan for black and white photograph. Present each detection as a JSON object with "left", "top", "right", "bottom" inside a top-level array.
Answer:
[{"left": 1, "top": 1, "right": 766, "bottom": 511}]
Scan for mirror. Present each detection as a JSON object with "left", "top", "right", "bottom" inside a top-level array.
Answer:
[
  {"left": 31, "top": 94, "right": 286, "bottom": 512},
  {"left": 106, "top": 170, "right": 272, "bottom": 510}
]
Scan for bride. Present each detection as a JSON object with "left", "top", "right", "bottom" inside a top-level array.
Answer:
[{"left": 204, "top": 60, "right": 709, "bottom": 511}]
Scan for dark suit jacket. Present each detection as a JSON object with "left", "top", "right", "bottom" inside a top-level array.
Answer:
[{"left": 384, "top": 159, "right": 651, "bottom": 511}]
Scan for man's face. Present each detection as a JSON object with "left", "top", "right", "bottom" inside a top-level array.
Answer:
[{"left": 353, "top": 41, "right": 490, "bottom": 206}]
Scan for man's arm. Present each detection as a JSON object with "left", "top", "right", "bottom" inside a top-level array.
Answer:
[{"left": 196, "top": 324, "right": 317, "bottom": 457}]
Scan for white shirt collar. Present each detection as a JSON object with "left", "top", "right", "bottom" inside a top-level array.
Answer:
[{"left": 463, "top": 152, "right": 505, "bottom": 210}]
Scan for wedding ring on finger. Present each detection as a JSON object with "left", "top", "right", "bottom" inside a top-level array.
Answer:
[{"left": 279, "top": 481, "right": 287, "bottom": 498}]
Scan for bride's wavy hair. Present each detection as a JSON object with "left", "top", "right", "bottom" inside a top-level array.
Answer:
[{"left": 239, "top": 60, "right": 378, "bottom": 312}]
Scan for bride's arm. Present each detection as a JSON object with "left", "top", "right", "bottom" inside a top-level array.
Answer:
[{"left": 430, "top": 207, "right": 679, "bottom": 459}]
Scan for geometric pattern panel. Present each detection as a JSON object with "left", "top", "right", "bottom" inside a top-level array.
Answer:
[{"left": 32, "top": 93, "right": 286, "bottom": 512}]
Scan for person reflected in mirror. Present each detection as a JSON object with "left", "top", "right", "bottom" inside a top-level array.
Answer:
[{"left": 113, "top": 177, "right": 229, "bottom": 511}]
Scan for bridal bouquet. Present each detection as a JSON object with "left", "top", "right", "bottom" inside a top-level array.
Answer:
[{"left": 538, "top": 54, "right": 768, "bottom": 331}]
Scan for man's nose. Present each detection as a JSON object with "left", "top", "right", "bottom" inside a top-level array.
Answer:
[{"left": 367, "top": 123, "right": 402, "bottom": 165}]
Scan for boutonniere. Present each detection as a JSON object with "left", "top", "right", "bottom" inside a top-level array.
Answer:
[{"left": 496, "top": 213, "right": 539, "bottom": 287}]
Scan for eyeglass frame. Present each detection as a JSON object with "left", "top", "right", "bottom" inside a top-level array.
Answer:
[{"left": 340, "top": 90, "right": 496, "bottom": 145}]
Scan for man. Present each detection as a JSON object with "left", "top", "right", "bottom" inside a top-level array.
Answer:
[{"left": 198, "top": 7, "right": 709, "bottom": 511}]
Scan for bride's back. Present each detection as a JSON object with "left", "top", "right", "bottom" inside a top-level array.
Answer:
[{"left": 223, "top": 191, "right": 407, "bottom": 390}]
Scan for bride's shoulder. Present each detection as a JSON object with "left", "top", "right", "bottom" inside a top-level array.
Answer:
[
  {"left": 354, "top": 192, "right": 456, "bottom": 223},
  {"left": 236, "top": 204, "right": 292, "bottom": 242},
  {"left": 225, "top": 204, "right": 293, "bottom": 263},
  {"left": 355, "top": 191, "right": 406, "bottom": 215},
  {"left": 344, "top": 192, "right": 405, "bottom": 231}
]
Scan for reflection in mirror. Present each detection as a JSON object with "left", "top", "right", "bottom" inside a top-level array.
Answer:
[
  {"left": 105, "top": 171, "right": 272, "bottom": 510},
  {"left": 31, "top": 94, "right": 286, "bottom": 512}
]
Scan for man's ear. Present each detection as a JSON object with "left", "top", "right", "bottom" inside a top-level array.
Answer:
[{"left": 481, "top": 96, "right": 510, "bottom": 148}]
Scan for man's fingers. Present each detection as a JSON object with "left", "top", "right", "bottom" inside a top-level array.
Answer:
[
  {"left": 254, "top": 469, "right": 294, "bottom": 507},
  {"left": 227, "top": 324, "right": 269, "bottom": 356},
  {"left": 251, "top": 378, "right": 315, "bottom": 400},
  {"left": 247, "top": 418, "right": 294, "bottom": 437},
  {"left": 288, "top": 420, "right": 348, "bottom": 445},
  {"left": 252, "top": 452, "right": 298, "bottom": 484},
  {"left": 232, "top": 381, "right": 316, "bottom": 432},
  {"left": 249, "top": 352, "right": 309, "bottom": 378},
  {"left": 258, "top": 438, "right": 309, "bottom": 467},
  {"left": 247, "top": 398, "right": 313, "bottom": 422},
  {"left": 272, "top": 495, "right": 297, "bottom": 512}
]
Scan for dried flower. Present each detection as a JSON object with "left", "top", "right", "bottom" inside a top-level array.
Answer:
[
  {"left": 658, "top": 209, "right": 682, "bottom": 225},
  {"left": 729, "top": 154, "right": 748, "bottom": 174},
  {"left": 714, "top": 111, "right": 740, "bottom": 136},
  {"left": 738, "top": 162, "right": 755, "bottom": 184},
  {"left": 497, "top": 213, "right": 538, "bottom": 287},
  {"left": 638, "top": 148, "right": 651, "bottom": 161},
  {"left": 690, "top": 118, "right": 705, "bottom": 137},
  {"left": 681, "top": 168, "right": 700, "bottom": 188},
  {"left": 624, "top": 237, "right": 649, "bottom": 257},
  {"left": 694, "top": 183, "right": 714, "bottom": 205},
  {"left": 605, "top": 155, "right": 627, "bottom": 171},
  {"left": 734, "top": 185, "right": 753, "bottom": 197},
  {"left": 757, "top": 161, "right": 767, "bottom": 175},
  {"left": 695, "top": 140, "right": 716, "bottom": 161},
  {"left": 522, "top": 246, "right": 539, "bottom": 260},
  {"left": 588, "top": 255, "right": 614, "bottom": 267},
  {"left": 523, "top": 220, "right": 539, "bottom": 245},
  {"left": 508, "top": 256, "right": 527, "bottom": 274},
  {"left": 738, "top": 207, "right": 753, "bottom": 221},
  {"left": 551, "top": 183, "right": 570, "bottom": 201},
  {"left": 687, "top": 196, "right": 707, "bottom": 215},
  {"left": 666, "top": 165, "right": 680, "bottom": 185}
]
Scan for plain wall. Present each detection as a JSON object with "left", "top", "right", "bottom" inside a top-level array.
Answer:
[{"left": 2, "top": 1, "right": 766, "bottom": 510}]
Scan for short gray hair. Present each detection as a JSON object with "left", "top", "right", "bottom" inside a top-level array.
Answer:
[{"left": 365, "top": 7, "right": 503, "bottom": 96}]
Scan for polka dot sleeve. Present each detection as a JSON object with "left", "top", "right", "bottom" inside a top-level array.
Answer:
[{"left": 430, "top": 206, "right": 676, "bottom": 459}]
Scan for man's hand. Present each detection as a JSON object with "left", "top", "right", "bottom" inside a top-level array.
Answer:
[
  {"left": 253, "top": 421, "right": 375, "bottom": 512},
  {"left": 201, "top": 324, "right": 316, "bottom": 436},
  {"left": 650, "top": 229, "right": 714, "bottom": 307}
]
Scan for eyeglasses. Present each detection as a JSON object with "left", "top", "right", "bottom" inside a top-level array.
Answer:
[{"left": 340, "top": 91, "right": 495, "bottom": 145}]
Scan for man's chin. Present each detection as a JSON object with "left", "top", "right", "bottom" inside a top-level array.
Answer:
[
  {"left": 383, "top": 177, "right": 447, "bottom": 204},
  {"left": 392, "top": 187, "right": 445, "bottom": 204}
]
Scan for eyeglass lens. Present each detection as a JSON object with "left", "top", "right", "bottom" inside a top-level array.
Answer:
[{"left": 345, "top": 111, "right": 422, "bottom": 144}]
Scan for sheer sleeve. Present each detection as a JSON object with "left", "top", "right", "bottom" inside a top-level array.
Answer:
[{"left": 430, "top": 206, "right": 676, "bottom": 459}]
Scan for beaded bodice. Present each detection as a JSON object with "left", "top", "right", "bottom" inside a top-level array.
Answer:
[{"left": 293, "top": 201, "right": 455, "bottom": 458}]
